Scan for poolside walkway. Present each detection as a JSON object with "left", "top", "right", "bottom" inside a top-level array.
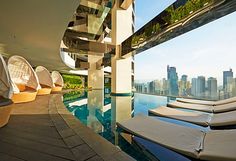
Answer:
[{"left": 0, "top": 94, "right": 134, "bottom": 161}]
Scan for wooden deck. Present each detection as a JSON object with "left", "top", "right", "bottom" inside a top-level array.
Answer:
[{"left": 0, "top": 94, "right": 134, "bottom": 161}]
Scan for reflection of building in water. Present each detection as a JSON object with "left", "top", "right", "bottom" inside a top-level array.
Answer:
[
  {"left": 87, "top": 90, "right": 104, "bottom": 133},
  {"left": 111, "top": 96, "right": 133, "bottom": 145}
]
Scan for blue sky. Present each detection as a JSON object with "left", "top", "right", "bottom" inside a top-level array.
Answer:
[{"left": 134, "top": 0, "right": 236, "bottom": 85}]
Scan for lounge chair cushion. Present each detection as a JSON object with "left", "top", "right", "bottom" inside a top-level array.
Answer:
[
  {"left": 177, "top": 98, "right": 216, "bottom": 105},
  {"left": 169, "top": 101, "right": 236, "bottom": 114},
  {"left": 117, "top": 116, "right": 236, "bottom": 160},
  {"left": 200, "top": 130, "right": 236, "bottom": 161},
  {"left": 117, "top": 115, "right": 205, "bottom": 159},
  {"left": 149, "top": 106, "right": 211, "bottom": 127},
  {"left": 178, "top": 96, "right": 236, "bottom": 106},
  {"left": 213, "top": 101, "right": 236, "bottom": 113},
  {"left": 149, "top": 106, "right": 236, "bottom": 127},
  {"left": 210, "top": 110, "right": 236, "bottom": 127},
  {"left": 168, "top": 101, "right": 213, "bottom": 113}
]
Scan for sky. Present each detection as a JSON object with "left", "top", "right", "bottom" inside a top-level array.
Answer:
[{"left": 134, "top": 0, "right": 236, "bottom": 85}]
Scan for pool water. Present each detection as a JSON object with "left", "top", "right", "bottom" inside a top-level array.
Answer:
[{"left": 63, "top": 90, "right": 206, "bottom": 161}]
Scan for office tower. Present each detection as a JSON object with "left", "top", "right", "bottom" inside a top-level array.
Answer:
[
  {"left": 160, "top": 78, "right": 168, "bottom": 95},
  {"left": 223, "top": 68, "right": 233, "bottom": 91},
  {"left": 226, "top": 77, "right": 236, "bottom": 97},
  {"left": 148, "top": 81, "right": 155, "bottom": 94},
  {"left": 179, "top": 75, "right": 187, "bottom": 96},
  {"left": 207, "top": 77, "right": 217, "bottom": 99},
  {"left": 191, "top": 78, "right": 197, "bottom": 96},
  {"left": 154, "top": 80, "right": 161, "bottom": 95},
  {"left": 167, "top": 65, "right": 179, "bottom": 96},
  {"left": 134, "top": 83, "right": 145, "bottom": 93},
  {"left": 231, "top": 78, "right": 236, "bottom": 97},
  {"left": 196, "top": 76, "right": 206, "bottom": 97}
]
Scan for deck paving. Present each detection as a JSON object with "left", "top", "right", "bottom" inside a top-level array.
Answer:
[{"left": 0, "top": 93, "right": 135, "bottom": 161}]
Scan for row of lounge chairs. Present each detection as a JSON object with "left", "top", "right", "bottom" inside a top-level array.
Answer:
[
  {"left": 0, "top": 54, "right": 64, "bottom": 127},
  {"left": 117, "top": 97, "right": 236, "bottom": 160}
]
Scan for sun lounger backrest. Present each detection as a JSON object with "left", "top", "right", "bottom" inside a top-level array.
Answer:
[
  {"left": 51, "top": 71, "right": 64, "bottom": 87},
  {"left": 8, "top": 55, "right": 40, "bottom": 93},
  {"left": 35, "top": 66, "right": 53, "bottom": 88}
]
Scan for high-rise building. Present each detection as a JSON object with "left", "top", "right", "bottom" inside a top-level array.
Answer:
[
  {"left": 223, "top": 68, "right": 233, "bottom": 91},
  {"left": 207, "top": 77, "right": 217, "bottom": 99},
  {"left": 148, "top": 81, "right": 155, "bottom": 94},
  {"left": 179, "top": 75, "right": 188, "bottom": 96},
  {"left": 154, "top": 80, "right": 161, "bottom": 95},
  {"left": 160, "top": 78, "right": 168, "bottom": 95},
  {"left": 196, "top": 76, "right": 206, "bottom": 97},
  {"left": 134, "top": 83, "right": 145, "bottom": 93},
  {"left": 167, "top": 65, "right": 179, "bottom": 96},
  {"left": 191, "top": 78, "right": 197, "bottom": 96}
]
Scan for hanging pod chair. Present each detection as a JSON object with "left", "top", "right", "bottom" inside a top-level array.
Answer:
[
  {"left": 51, "top": 71, "right": 64, "bottom": 92},
  {"left": 8, "top": 55, "right": 40, "bottom": 103},
  {"left": 35, "top": 66, "right": 53, "bottom": 95},
  {"left": 0, "top": 54, "right": 13, "bottom": 127}
]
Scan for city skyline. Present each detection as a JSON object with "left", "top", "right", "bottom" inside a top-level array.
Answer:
[
  {"left": 135, "top": 65, "right": 234, "bottom": 85},
  {"left": 134, "top": 2, "right": 236, "bottom": 85},
  {"left": 135, "top": 65, "right": 233, "bottom": 87},
  {"left": 135, "top": 65, "right": 236, "bottom": 99}
]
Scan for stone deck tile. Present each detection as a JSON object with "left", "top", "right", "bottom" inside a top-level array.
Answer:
[{"left": 0, "top": 93, "right": 135, "bottom": 161}]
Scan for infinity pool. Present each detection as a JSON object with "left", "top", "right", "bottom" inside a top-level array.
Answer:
[{"left": 63, "top": 90, "right": 205, "bottom": 161}]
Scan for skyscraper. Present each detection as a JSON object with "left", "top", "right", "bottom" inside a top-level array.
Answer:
[
  {"left": 191, "top": 78, "right": 197, "bottom": 96},
  {"left": 223, "top": 68, "right": 233, "bottom": 91},
  {"left": 196, "top": 76, "right": 206, "bottom": 97},
  {"left": 179, "top": 75, "right": 187, "bottom": 96},
  {"left": 148, "top": 81, "right": 155, "bottom": 94},
  {"left": 160, "top": 78, "right": 168, "bottom": 95},
  {"left": 167, "top": 65, "right": 179, "bottom": 96},
  {"left": 207, "top": 77, "right": 217, "bottom": 99}
]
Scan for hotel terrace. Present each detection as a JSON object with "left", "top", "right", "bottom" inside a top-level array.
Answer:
[{"left": 0, "top": 0, "right": 236, "bottom": 161}]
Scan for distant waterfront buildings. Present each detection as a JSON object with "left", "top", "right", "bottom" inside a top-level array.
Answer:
[{"left": 135, "top": 67, "right": 236, "bottom": 100}]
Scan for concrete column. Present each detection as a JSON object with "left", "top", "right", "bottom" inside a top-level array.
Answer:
[
  {"left": 111, "top": 0, "right": 134, "bottom": 95},
  {"left": 88, "top": 55, "right": 104, "bottom": 89},
  {"left": 111, "top": 51, "right": 132, "bottom": 95}
]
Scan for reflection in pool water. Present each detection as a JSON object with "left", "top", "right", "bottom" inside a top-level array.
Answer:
[{"left": 63, "top": 90, "right": 204, "bottom": 161}]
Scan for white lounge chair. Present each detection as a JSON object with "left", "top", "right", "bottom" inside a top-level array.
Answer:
[
  {"left": 51, "top": 71, "right": 64, "bottom": 92},
  {"left": 35, "top": 66, "right": 54, "bottom": 95},
  {"left": 0, "top": 54, "right": 13, "bottom": 127},
  {"left": 8, "top": 55, "right": 40, "bottom": 103}
]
